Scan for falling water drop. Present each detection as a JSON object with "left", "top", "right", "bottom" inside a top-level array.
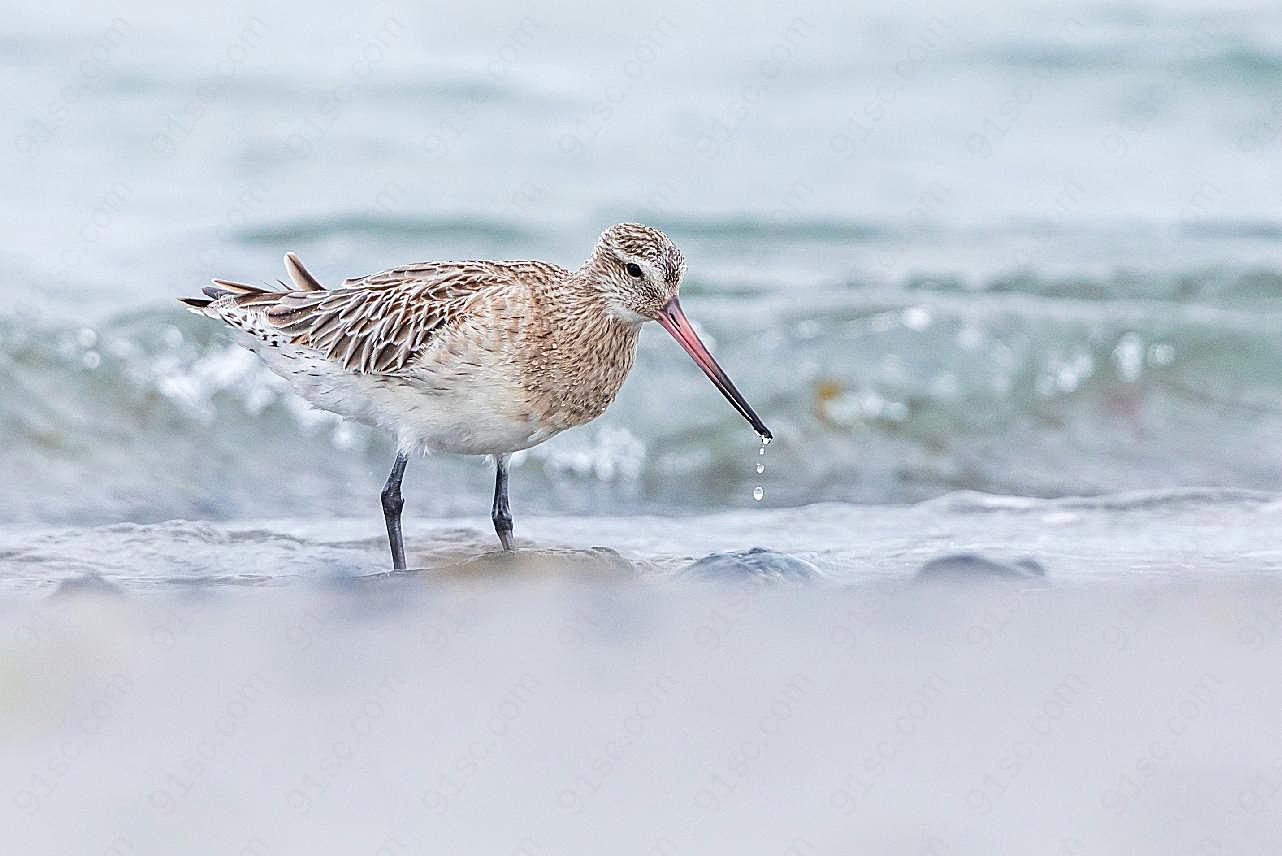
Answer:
[{"left": 751, "top": 436, "right": 770, "bottom": 502}]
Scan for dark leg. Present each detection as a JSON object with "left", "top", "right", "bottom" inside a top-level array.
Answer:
[
  {"left": 381, "top": 452, "right": 409, "bottom": 570},
  {"left": 491, "top": 454, "right": 514, "bottom": 551}
]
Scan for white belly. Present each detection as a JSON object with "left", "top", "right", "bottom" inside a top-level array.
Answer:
[{"left": 245, "top": 338, "right": 556, "bottom": 456}]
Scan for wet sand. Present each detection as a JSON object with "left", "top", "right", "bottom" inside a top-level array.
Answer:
[{"left": 4, "top": 537, "right": 1281, "bottom": 855}]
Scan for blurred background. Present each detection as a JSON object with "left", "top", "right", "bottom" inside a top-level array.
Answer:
[
  {"left": 6, "top": 3, "right": 1282, "bottom": 855},
  {"left": 6, "top": 0, "right": 1282, "bottom": 524}
]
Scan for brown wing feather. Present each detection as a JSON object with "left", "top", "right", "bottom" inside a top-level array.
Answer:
[
  {"left": 263, "top": 261, "right": 565, "bottom": 374},
  {"left": 184, "top": 254, "right": 568, "bottom": 375}
]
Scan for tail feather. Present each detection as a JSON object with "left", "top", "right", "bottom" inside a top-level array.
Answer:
[
  {"left": 285, "top": 252, "right": 325, "bottom": 291},
  {"left": 180, "top": 251, "right": 326, "bottom": 324},
  {"left": 210, "top": 278, "right": 267, "bottom": 294}
]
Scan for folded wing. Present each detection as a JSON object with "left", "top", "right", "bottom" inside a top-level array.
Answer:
[{"left": 182, "top": 255, "right": 566, "bottom": 375}]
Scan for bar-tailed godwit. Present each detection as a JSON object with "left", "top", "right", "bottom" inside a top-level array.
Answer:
[{"left": 181, "top": 223, "right": 771, "bottom": 568}]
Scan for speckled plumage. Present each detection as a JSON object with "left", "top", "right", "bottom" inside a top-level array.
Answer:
[
  {"left": 181, "top": 225, "right": 671, "bottom": 456},
  {"left": 179, "top": 223, "right": 767, "bottom": 561}
]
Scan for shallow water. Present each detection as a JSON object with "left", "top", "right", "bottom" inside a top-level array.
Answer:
[{"left": 3, "top": 489, "right": 1281, "bottom": 591}]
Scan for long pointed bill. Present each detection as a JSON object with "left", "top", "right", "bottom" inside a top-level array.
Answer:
[{"left": 655, "top": 297, "right": 772, "bottom": 441}]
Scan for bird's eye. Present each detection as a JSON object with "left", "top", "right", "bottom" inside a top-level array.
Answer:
[{"left": 625, "top": 262, "right": 643, "bottom": 278}]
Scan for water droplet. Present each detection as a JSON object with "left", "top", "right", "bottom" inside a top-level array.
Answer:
[{"left": 751, "top": 436, "right": 770, "bottom": 502}]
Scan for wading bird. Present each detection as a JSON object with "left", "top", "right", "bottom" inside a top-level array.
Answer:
[{"left": 181, "top": 223, "right": 771, "bottom": 569}]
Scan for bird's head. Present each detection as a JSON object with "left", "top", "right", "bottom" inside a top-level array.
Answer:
[
  {"left": 587, "top": 222, "right": 687, "bottom": 324},
  {"left": 584, "top": 222, "right": 771, "bottom": 442}
]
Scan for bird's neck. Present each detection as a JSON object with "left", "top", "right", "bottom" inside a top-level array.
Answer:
[{"left": 520, "top": 273, "right": 641, "bottom": 428}]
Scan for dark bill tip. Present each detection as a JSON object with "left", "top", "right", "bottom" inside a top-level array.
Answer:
[{"left": 655, "top": 297, "right": 772, "bottom": 441}]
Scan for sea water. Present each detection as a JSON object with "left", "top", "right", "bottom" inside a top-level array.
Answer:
[{"left": 3, "top": 0, "right": 1282, "bottom": 525}]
